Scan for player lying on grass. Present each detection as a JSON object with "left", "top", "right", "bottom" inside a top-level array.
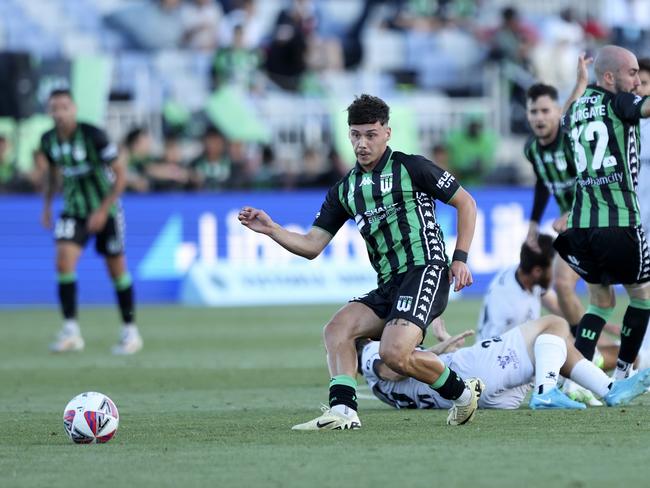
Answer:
[{"left": 358, "top": 315, "right": 650, "bottom": 410}]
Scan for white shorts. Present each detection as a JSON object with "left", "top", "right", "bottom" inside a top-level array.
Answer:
[{"left": 444, "top": 327, "right": 534, "bottom": 409}]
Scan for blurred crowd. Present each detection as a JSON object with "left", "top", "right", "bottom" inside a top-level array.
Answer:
[{"left": 2, "top": 0, "right": 650, "bottom": 193}]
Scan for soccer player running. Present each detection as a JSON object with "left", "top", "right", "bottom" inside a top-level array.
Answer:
[
  {"left": 554, "top": 46, "right": 650, "bottom": 380},
  {"left": 524, "top": 83, "right": 585, "bottom": 336},
  {"left": 39, "top": 89, "right": 142, "bottom": 355},
  {"left": 239, "top": 94, "right": 483, "bottom": 429},
  {"left": 359, "top": 315, "right": 650, "bottom": 411}
]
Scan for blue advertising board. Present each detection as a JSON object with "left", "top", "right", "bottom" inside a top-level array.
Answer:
[{"left": 0, "top": 188, "right": 560, "bottom": 306}]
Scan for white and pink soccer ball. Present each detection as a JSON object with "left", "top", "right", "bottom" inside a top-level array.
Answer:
[{"left": 63, "top": 392, "right": 119, "bottom": 444}]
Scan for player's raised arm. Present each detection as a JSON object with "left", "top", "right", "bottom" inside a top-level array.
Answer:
[
  {"left": 446, "top": 187, "right": 476, "bottom": 291},
  {"left": 562, "top": 52, "right": 593, "bottom": 114},
  {"left": 238, "top": 206, "right": 332, "bottom": 260}
]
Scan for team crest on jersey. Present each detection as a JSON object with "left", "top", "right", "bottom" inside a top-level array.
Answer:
[
  {"left": 73, "top": 143, "right": 87, "bottom": 161},
  {"left": 497, "top": 348, "right": 520, "bottom": 370},
  {"left": 380, "top": 174, "right": 393, "bottom": 194},
  {"left": 396, "top": 295, "right": 413, "bottom": 312}
]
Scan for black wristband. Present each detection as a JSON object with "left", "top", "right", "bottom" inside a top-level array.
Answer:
[{"left": 452, "top": 250, "right": 468, "bottom": 263}]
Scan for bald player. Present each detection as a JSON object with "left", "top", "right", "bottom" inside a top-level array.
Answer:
[{"left": 555, "top": 46, "right": 650, "bottom": 380}]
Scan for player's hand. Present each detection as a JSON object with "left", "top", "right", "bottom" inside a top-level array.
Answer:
[
  {"left": 576, "top": 52, "right": 593, "bottom": 86},
  {"left": 449, "top": 261, "right": 472, "bottom": 292},
  {"left": 552, "top": 213, "right": 569, "bottom": 233},
  {"left": 41, "top": 207, "right": 52, "bottom": 229},
  {"left": 525, "top": 221, "right": 540, "bottom": 252},
  {"left": 238, "top": 206, "right": 276, "bottom": 235},
  {"left": 87, "top": 208, "right": 108, "bottom": 233},
  {"left": 429, "top": 329, "right": 475, "bottom": 354},
  {"left": 431, "top": 317, "right": 451, "bottom": 342}
]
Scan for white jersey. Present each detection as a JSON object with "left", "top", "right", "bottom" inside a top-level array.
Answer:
[
  {"left": 639, "top": 118, "right": 650, "bottom": 235},
  {"left": 476, "top": 266, "right": 544, "bottom": 341},
  {"left": 361, "top": 327, "right": 534, "bottom": 410}
]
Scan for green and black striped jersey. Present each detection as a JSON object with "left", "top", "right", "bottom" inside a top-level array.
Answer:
[
  {"left": 313, "top": 147, "right": 460, "bottom": 285},
  {"left": 564, "top": 84, "right": 648, "bottom": 228},
  {"left": 41, "top": 123, "right": 119, "bottom": 218},
  {"left": 524, "top": 129, "right": 576, "bottom": 220}
]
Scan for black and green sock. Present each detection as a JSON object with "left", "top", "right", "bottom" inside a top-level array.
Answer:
[
  {"left": 329, "top": 375, "right": 357, "bottom": 411},
  {"left": 619, "top": 299, "right": 650, "bottom": 364},
  {"left": 58, "top": 272, "right": 77, "bottom": 320},
  {"left": 114, "top": 273, "right": 135, "bottom": 324},
  {"left": 430, "top": 366, "right": 466, "bottom": 400},
  {"left": 574, "top": 305, "right": 612, "bottom": 360}
]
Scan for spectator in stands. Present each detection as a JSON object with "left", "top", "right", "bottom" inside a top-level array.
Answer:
[
  {"left": 147, "top": 136, "right": 191, "bottom": 191},
  {"left": 532, "top": 9, "right": 586, "bottom": 97},
  {"left": 488, "top": 6, "right": 538, "bottom": 69},
  {"left": 0, "top": 137, "right": 42, "bottom": 193},
  {"left": 219, "top": 0, "right": 265, "bottom": 50},
  {"left": 606, "top": 0, "right": 650, "bottom": 57},
  {"left": 265, "top": 0, "right": 316, "bottom": 91},
  {"left": 250, "top": 144, "right": 278, "bottom": 189},
  {"left": 189, "top": 126, "right": 233, "bottom": 190},
  {"left": 211, "top": 23, "right": 262, "bottom": 91},
  {"left": 446, "top": 117, "right": 497, "bottom": 187},
  {"left": 105, "top": 0, "right": 184, "bottom": 50},
  {"left": 181, "top": 0, "right": 223, "bottom": 51},
  {"left": 123, "top": 128, "right": 154, "bottom": 193},
  {"left": 225, "top": 139, "right": 251, "bottom": 188},
  {"left": 431, "top": 143, "right": 450, "bottom": 172}
]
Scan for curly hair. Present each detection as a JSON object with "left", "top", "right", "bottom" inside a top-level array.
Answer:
[{"left": 347, "top": 94, "right": 390, "bottom": 126}]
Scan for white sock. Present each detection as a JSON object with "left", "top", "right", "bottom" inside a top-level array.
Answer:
[
  {"left": 570, "top": 359, "right": 612, "bottom": 398},
  {"left": 612, "top": 360, "right": 633, "bottom": 380},
  {"left": 454, "top": 387, "right": 472, "bottom": 406},
  {"left": 331, "top": 404, "right": 356, "bottom": 416},
  {"left": 533, "top": 334, "right": 566, "bottom": 394},
  {"left": 63, "top": 320, "right": 80, "bottom": 335}
]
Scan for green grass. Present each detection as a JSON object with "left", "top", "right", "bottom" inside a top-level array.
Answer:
[{"left": 1, "top": 300, "right": 650, "bottom": 488}]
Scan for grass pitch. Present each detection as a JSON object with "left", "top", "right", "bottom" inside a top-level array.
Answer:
[{"left": 1, "top": 300, "right": 649, "bottom": 488}]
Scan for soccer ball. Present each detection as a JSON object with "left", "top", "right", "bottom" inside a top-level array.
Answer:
[{"left": 63, "top": 392, "right": 119, "bottom": 444}]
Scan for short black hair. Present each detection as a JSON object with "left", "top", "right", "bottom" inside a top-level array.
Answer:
[
  {"left": 527, "top": 83, "right": 558, "bottom": 103},
  {"left": 125, "top": 127, "right": 148, "bottom": 148},
  {"left": 49, "top": 88, "right": 73, "bottom": 100},
  {"left": 347, "top": 94, "right": 389, "bottom": 126},
  {"left": 203, "top": 125, "right": 223, "bottom": 138},
  {"left": 639, "top": 58, "right": 650, "bottom": 74},
  {"left": 520, "top": 234, "right": 555, "bottom": 273}
]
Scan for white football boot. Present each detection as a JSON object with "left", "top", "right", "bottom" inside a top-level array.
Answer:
[
  {"left": 292, "top": 405, "right": 361, "bottom": 431},
  {"left": 111, "top": 326, "right": 143, "bottom": 355},
  {"left": 447, "top": 378, "right": 485, "bottom": 425},
  {"left": 49, "top": 328, "right": 85, "bottom": 353}
]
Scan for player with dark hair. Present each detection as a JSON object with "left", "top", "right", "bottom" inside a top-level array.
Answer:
[
  {"left": 478, "top": 234, "right": 560, "bottom": 341},
  {"left": 239, "top": 94, "right": 483, "bottom": 429},
  {"left": 39, "top": 89, "right": 143, "bottom": 355},
  {"left": 555, "top": 47, "right": 650, "bottom": 380},
  {"left": 523, "top": 83, "right": 587, "bottom": 337}
]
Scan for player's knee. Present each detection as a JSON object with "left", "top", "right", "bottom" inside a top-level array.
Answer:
[
  {"left": 542, "top": 315, "right": 571, "bottom": 338},
  {"left": 322, "top": 319, "right": 354, "bottom": 347},
  {"left": 553, "top": 274, "right": 575, "bottom": 295},
  {"left": 378, "top": 343, "right": 409, "bottom": 374}
]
